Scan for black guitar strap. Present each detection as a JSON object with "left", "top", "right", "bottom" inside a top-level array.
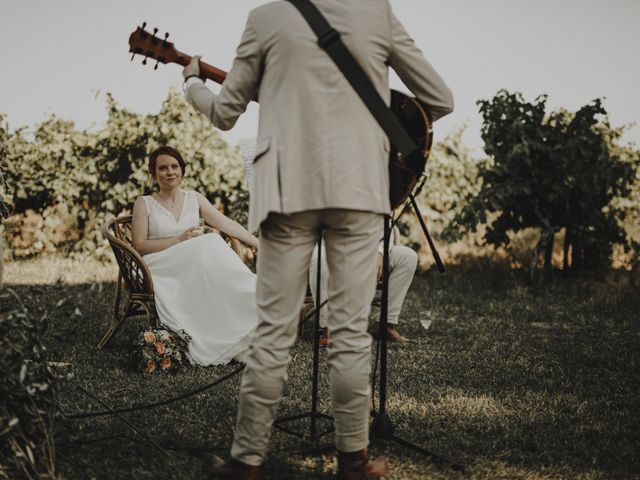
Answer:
[
  {"left": 285, "top": 0, "right": 424, "bottom": 174},
  {"left": 286, "top": 0, "right": 445, "bottom": 273}
]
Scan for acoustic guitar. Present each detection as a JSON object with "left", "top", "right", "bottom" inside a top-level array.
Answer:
[{"left": 128, "top": 23, "right": 433, "bottom": 208}]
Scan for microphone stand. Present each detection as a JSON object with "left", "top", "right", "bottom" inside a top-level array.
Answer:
[{"left": 370, "top": 180, "right": 462, "bottom": 471}]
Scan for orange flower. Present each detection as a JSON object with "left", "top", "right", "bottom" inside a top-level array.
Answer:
[
  {"left": 160, "top": 358, "right": 172, "bottom": 370},
  {"left": 144, "top": 359, "right": 157, "bottom": 373},
  {"left": 143, "top": 331, "right": 156, "bottom": 344},
  {"left": 155, "top": 341, "right": 166, "bottom": 355}
]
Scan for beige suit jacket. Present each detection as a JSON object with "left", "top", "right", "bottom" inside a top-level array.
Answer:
[{"left": 186, "top": 0, "right": 454, "bottom": 233}]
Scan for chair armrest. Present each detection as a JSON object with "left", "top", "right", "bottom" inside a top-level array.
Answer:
[{"left": 219, "top": 231, "right": 243, "bottom": 257}]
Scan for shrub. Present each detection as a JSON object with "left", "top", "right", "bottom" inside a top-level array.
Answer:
[
  {"left": 0, "top": 115, "right": 11, "bottom": 221},
  {"left": 2, "top": 89, "right": 248, "bottom": 259},
  {"left": 0, "top": 291, "right": 68, "bottom": 479},
  {"left": 1, "top": 115, "right": 11, "bottom": 283},
  {"left": 395, "top": 127, "right": 482, "bottom": 265}
]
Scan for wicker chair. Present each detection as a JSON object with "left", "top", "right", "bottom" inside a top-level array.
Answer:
[{"left": 99, "top": 214, "right": 242, "bottom": 349}]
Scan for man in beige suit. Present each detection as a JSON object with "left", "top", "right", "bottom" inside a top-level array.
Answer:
[{"left": 182, "top": 1, "right": 453, "bottom": 478}]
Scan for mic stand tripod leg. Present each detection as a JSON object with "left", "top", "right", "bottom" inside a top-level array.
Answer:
[
  {"left": 408, "top": 194, "right": 445, "bottom": 273},
  {"left": 370, "top": 215, "right": 463, "bottom": 471}
]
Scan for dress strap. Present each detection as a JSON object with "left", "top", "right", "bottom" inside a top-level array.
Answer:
[
  {"left": 141, "top": 195, "right": 152, "bottom": 213},
  {"left": 186, "top": 191, "right": 200, "bottom": 217}
]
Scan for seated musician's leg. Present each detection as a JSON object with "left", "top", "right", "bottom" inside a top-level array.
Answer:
[
  {"left": 387, "top": 245, "right": 418, "bottom": 325},
  {"left": 371, "top": 245, "right": 417, "bottom": 343}
]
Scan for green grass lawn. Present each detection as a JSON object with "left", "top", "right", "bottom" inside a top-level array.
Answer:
[{"left": 4, "top": 256, "right": 639, "bottom": 479}]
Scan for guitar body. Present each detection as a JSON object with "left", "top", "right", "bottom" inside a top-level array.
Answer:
[
  {"left": 129, "top": 26, "right": 433, "bottom": 209},
  {"left": 388, "top": 90, "right": 433, "bottom": 209}
]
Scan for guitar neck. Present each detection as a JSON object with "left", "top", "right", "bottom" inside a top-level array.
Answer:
[
  {"left": 128, "top": 26, "right": 252, "bottom": 96},
  {"left": 174, "top": 50, "right": 228, "bottom": 86},
  {"left": 175, "top": 50, "right": 259, "bottom": 101}
]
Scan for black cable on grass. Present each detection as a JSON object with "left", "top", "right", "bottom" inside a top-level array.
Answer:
[
  {"left": 58, "top": 309, "right": 323, "bottom": 460},
  {"left": 64, "top": 364, "right": 243, "bottom": 419},
  {"left": 70, "top": 379, "right": 170, "bottom": 457},
  {"left": 60, "top": 435, "right": 221, "bottom": 454}
]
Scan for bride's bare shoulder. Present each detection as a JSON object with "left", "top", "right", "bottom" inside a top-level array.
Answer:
[{"left": 133, "top": 196, "right": 150, "bottom": 213}]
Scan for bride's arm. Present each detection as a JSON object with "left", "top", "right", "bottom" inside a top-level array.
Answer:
[
  {"left": 196, "top": 193, "right": 259, "bottom": 249},
  {"left": 131, "top": 197, "right": 201, "bottom": 255}
]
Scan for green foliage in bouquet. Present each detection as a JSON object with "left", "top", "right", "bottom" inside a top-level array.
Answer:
[
  {"left": 137, "top": 326, "right": 191, "bottom": 374},
  {"left": 2, "top": 89, "right": 249, "bottom": 259},
  {"left": 0, "top": 291, "right": 69, "bottom": 479}
]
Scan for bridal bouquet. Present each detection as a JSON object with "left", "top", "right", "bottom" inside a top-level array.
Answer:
[{"left": 136, "top": 326, "right": 191, "bottom": 374}]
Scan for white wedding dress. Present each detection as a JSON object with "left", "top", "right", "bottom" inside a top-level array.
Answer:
[{"left": 141, "top": 190, "right": 257, "bottom": 365}]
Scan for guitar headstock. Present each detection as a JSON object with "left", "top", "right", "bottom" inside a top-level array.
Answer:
[
  {"left": 128, "top": 22, "right": 184, "bottom": 69},
  {"left": 128, "top": 23, "right": 229, "bottom": 87}
]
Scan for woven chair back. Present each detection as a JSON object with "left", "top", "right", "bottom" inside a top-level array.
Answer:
[{"left": 104, "top": 215, "right": 154, "bottom": 294}]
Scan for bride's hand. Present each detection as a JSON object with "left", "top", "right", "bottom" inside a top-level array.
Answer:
[{"left": 178, "top": 227, "right": 202, "bottom": 243}]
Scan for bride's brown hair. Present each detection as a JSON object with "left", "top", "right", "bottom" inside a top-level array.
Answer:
[{"left": 148, "top": 146, "right": 187, "bottom": 179}]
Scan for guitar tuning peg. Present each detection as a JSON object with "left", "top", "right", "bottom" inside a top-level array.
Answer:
[
  {"left": 154, "top": 60, "right": 160, "bottom": 70},
  {"left": 142, "top": 21, "right": 147, "bottom": 30},
  {"left": 130, "top": 52, "right": 136, "bottom": 61},
  {"left": 162, "top": 32, "right": 170, "bottom": 47},
  {"left": 142, "top": 56, "right": 148, "bottom": 65}
]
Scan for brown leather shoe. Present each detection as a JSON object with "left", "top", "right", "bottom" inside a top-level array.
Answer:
[
  {"left": 337, "top": 448, "right": 389, "bottom": 479},
  {"left": 369, "top": 322, "right": 411, "bottom": 344},
  {"left": 207, "top": 455, "right": 262, "bottom": 480},
  {"left": 386, "top": 326, "right": 411, "bottom": 344}
]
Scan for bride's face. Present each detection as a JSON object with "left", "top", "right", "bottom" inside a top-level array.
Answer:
[{"left": 154, "top": 154, "right": 183, "bottom": 190}]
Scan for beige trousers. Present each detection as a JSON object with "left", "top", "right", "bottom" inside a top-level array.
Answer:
[
  {"left": 231, "top": 209, "right": 383, "bottom": 466},
  {"left": 310, "top": 244, "right": 417, "bottom": 326}
]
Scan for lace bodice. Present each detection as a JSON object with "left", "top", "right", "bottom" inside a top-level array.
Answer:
[{"left": 142, "top": 190, "right": 199, "bottom": 240}]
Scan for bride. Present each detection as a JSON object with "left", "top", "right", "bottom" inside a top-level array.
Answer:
[{"left": 131, "top": 145, "right": 259, "bottom": 366}]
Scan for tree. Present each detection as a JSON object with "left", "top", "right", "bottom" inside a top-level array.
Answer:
[{"left": 450, "top": 90, "right": 637, "bottom": 280}]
